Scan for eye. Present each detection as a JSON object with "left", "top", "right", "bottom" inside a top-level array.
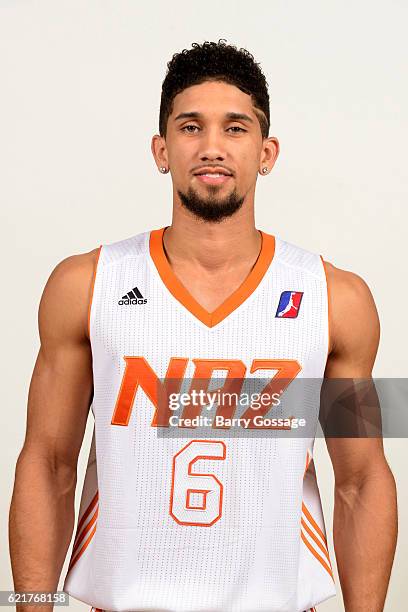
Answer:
[
  {"left": 227, "top": 126, "right": 247, "bottom": 133},
  {"left": 181, "top": 124, "right": 200, "bottom": 133}
]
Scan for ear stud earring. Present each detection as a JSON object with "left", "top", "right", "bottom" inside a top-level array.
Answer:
[
  {"left": 160, "top": 166, "right": 168, "bottom": 173},
  {"left": 262, "top": 167, "right": 268, "bottom": 174}
]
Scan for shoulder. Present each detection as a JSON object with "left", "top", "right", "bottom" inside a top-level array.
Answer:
[
  {"left": 39, "top": 247, "right": 101, "bottom": 342},
  {"left": 43, "top": 247, "right": 100, "bottom": 297},
  {"left": 322, "top": 259, "right": 380, "bottom": 374}
]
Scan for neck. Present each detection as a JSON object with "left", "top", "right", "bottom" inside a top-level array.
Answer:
[{"left": 162, "top": 211, "right": 262, "bottom": 274}]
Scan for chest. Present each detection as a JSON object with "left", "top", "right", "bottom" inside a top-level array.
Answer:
[{"left": 90, "top": 254, "right": 328, "bottom": 382}]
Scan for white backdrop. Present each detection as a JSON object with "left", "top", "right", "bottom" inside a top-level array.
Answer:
[{"left": 1, "top": 1, "right": 407, "bottom": 610}]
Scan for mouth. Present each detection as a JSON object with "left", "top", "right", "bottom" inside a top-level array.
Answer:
[
  {"left": 193, "top": 169, "right": 233, "bottom": 186},
  {"left": 195, "top": 174, "right": 232, "bottom": 185}
]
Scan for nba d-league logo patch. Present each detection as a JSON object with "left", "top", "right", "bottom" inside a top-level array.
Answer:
[{"left": 275, "top": 291, "right": 304, "bottom": 318}]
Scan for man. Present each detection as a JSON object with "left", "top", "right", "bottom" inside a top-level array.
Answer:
[{"left": 9, "top": 40, "right": 397, "bottom": 612}]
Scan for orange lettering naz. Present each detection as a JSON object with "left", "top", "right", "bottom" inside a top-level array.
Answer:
[
  {"left": 241, "top": 359, "right": 302, "bottom": 428},
  {"left": 111, "top": 356, "right": 189, "bottom": 426},
  {"left": 111, "top": 357, "right": 301, "bottom": 428}
]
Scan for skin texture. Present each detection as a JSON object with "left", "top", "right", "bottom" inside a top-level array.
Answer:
[
  {"left": 321, "top": 264, "right": 397, "bottom": 611},
  {"left": 9, "top": 80, "right": 397, "bottom": 612}
]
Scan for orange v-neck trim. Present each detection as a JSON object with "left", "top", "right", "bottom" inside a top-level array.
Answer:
[{"left": 149, "top": 226, "right": 276, "bottom": 328}]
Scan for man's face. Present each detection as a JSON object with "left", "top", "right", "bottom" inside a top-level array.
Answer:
[{"left": 162, "top": 80, "right": 269, "bottom": 223}]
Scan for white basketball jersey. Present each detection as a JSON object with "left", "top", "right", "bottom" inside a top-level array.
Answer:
[{"left": 63, "top": 227, "right": 337, "bottom": 612}]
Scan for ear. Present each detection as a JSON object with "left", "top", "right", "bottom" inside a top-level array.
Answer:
[
  {"left": 259, "top": 136, "right": 280, "bottom": 174},
  {"left": 151, "top": 134, "right": 169, "bottom": 172}
]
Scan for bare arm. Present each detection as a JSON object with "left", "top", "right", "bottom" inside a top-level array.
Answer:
[
  {"left": 8, "top": 248, "right": 99, "bottom": 610},
  {"left": 323, "top": 262, "right": 397, "bottom": 612}
]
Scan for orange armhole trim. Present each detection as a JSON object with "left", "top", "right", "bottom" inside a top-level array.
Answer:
[
  {"left": 319, "top": 255, "right": 331, "bottom": 361},
  {"left": 87, "top": 245, "right": 103, "bottom": 340}
]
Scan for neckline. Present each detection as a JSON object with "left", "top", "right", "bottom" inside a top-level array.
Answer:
[{"left": 149, "top": 226, "right": 276, "bottom": 329}]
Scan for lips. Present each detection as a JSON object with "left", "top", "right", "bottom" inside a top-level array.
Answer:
[
  {"left": 197, "top": 173, "right": 227, "bottom": 177},
  {"left": 195, "top": 173, "right": 232, "bottom": 185},
  {"left": 193, "top": 167, "right": 233, "bottom": 185},
  {"left": 193, "top": 167, "right": 233, "bottom": 177}
]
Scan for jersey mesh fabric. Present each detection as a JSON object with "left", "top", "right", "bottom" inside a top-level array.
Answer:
[{"left": 63, "top": 228, "right": 336, "bottom": 612}]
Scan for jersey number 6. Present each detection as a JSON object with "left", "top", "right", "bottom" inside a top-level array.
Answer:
[{"left": 169, "top": 439, "right": 226, "bottom": 526}]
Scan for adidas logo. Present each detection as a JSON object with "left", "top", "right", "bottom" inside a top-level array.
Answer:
[{"left": 118, "top": 286, "right": 147, "bottom": 305}]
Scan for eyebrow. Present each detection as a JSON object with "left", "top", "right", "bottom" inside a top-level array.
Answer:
[{"left": 174, "top": 111, "right": 254, "bottom": 124}]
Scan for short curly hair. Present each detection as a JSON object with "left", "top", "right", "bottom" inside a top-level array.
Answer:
[{"left": 159, "top": 39, "right": 270, "bottom": 139}]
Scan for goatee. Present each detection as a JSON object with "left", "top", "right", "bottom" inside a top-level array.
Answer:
[{"left": 177, "top": 185, "right": 245, "bottom": 223}]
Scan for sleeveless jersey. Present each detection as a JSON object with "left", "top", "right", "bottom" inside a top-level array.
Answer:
[{"left": 63, "top": 227, "right": 337, "bottom": 612}]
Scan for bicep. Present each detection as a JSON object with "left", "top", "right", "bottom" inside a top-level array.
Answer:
[
  {"left": 322, "top": 264, "right": 386, "bottom": 482},
  {"left": 21, "top": 252, "right": 96, "bottom": 471}
]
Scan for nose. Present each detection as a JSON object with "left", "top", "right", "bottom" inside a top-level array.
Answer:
[{"left": 198, "top": 126, "right": 227, "bottom": 161}]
